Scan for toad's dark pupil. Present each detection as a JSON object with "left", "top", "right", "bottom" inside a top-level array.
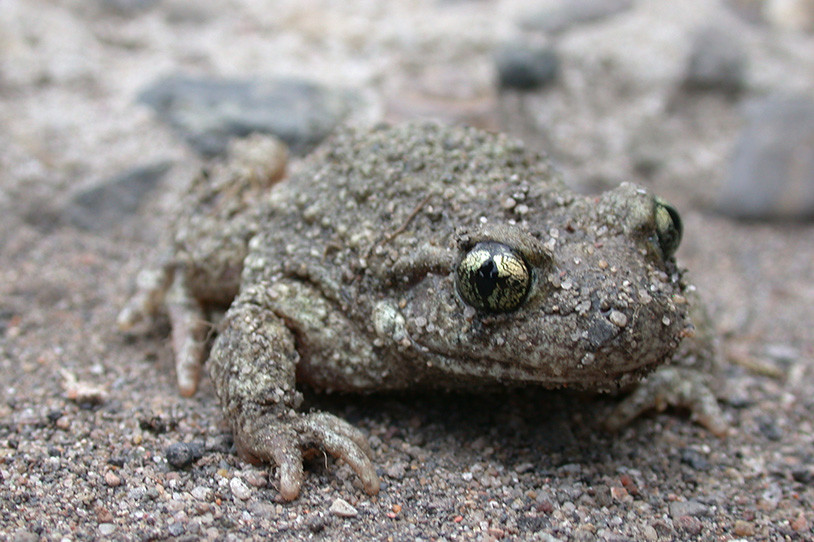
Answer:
[{"left": 475, "top": 259, "right": 500, "bottom": 299}]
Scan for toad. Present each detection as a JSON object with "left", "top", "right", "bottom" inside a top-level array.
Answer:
[{"left": 119, "top": 123, "right": 725, "bottom": 500}]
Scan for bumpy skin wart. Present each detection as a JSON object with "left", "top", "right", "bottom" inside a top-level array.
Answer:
[{"left": 120, "top": 124, "right": 724, "bottom": 500}]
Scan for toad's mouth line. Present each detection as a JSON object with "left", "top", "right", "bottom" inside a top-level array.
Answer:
[{"left": 410, "top": 337, "right": 669, "bottom": 389}]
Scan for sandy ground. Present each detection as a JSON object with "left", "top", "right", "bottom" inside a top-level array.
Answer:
[{"left": 1, "top": 0, "right": 813, "bottom": 540}]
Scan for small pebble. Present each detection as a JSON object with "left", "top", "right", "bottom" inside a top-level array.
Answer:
[
  {"left": 191, "top": 486, "right": 213, "bottom": 501},
  {"left": 674, "top": 515, "right": 704, "bottom": 535},
  {"left": 669, "top": 499, "right": 710, "bottom": 518},
  {"left": 98, "top": 523, "right": 116, "bottom": 536},
  {"left": 791, "top": 511, "right": 809, "bottom": 532},
  {"left": 791, "top": 468, "right": 814, "bottom": 484},
  {"left": 329, "top": 498, "right": 358, "bottom": 518},
  {"left": 733, "top": 519, "right": 756, "bottom": 536},
  {"left": 680, "top": 448, "right": 711, "bottom": 471},
  {"left": 756, "top": 416, "right": 783, "bottom": 441},
  {"left": 167, "top": 522, "right": 185, "bottom": 537},
  {"left": 242, "top": 469, "right": 268, "bottom": 488},
  {"left": 385, "top": 461, "right": 407, "bottom": 480},
  {"left": 165, "top": 442, "right": 204, "bottom": 469},
  {"left": 608, "top": 310, "right": 628, "bottom": 328},
  {"left": 230, "top": 477, "right": 251, "bottom": 500},
  {"left": 610, "top": 486, "right": 632, "bottom": 502},
  {"left": 104, "top": 471, "right": 122, "bottom": 487}
]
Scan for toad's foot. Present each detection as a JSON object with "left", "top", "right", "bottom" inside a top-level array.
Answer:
[
  {"left": 235, "top": 411, "right": 380, "bottom": 501},
  {"left": 605, "top": 366, "right": 729, "bottom": 437}
]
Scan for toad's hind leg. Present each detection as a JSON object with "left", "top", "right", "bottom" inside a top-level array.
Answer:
[
  {"left": 118, "top": 264, "right": 209, "bottom": 396},
  {"left": 165, "top": 274, "right": 208, "bottom": 396},
  {"left": 210, "top": 294, "right": 379, "bottom": 501}
]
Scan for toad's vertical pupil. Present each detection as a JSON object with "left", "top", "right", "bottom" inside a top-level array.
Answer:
[{"left": 475, "top": 259, "right": 499, "bottom": 299}]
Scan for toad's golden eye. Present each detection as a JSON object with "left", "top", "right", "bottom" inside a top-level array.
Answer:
[
  {"left": 456, "top": 242, "right": 531, "bottom": 313},
  {"left": 654, "top": 198, "right": 683, "bottom": 259}
]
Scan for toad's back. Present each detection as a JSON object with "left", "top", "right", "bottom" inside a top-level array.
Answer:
[{"left": 255, "top": 123, "right": 566, "bottom": 278}]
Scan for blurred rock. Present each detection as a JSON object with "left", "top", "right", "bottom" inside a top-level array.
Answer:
[
  {"left": 683, "top": 26, "right": 748, "bottom": 95},
  {"left": 519, "top": 0, "right": 633, "bottom": 34},
  {"left": 62, "top": 161, "right": 171, "bottom": 232},
  {"left": 764, "top": 0, "right": 814, "bottom": 32},
  {"left": 723, "top": 0, "right": 766, "bottom": 25},
  {"left": 384, "top": 63, "right": 499, "bottom": 129},
  {"left": 724, "top": 0, "right": 814, "bottom": 30},
  {"left": 495, "top": 43, "right": 560, "bottom": 91},
  {"left": 138, "top": 75, "right": 359, "bottom": 156},
  {"left": 629, "top": 120, "right": 671, "bottom": 179},
  {"left": 718, "top": 95, "right": 814, "bottom": 220},
  {"left": 94, "top": 0, "right": 161, "bottom": 16}
]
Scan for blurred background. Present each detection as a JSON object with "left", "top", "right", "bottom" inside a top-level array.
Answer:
[{"left": 2, "top": 0, "right": 812, "bottom": 364}]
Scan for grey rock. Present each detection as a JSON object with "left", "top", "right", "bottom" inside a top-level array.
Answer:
[
  {"left": 519, "top": 0, "right": 632, "bottom": 34},
  {"left": 495, "top": 43, "right": 559, "bottom": 91},
  {"left": 167, "top": 521, "right": 185, "bottom": 537},
  {"left": 62, "top": 161, "right": 171, "bottom": 232},
  {"left": 722, "top": 0, "right": 766, "bottom": 25},
  {"left": 94, "top": 0, "right": 161, "bottom": 16},
  {"left": 757, "top": 415, "right": 783, "bottom": 441},
  {"left": 718, "top": 95, "right": 814, "bottom": 220},
  {"left": 138, "top": 75, "right": 359, "bottom": 156},
  {"left": 385, "top": 461, "right": 408, "bottom": 480},
  {"left": 669, "top": 499, "right": 711, "bottom": 518},
  {"left": 683, "top": 26, "right": 748, "bottom": 95},
  {"left": 680, "top": 448, "right": 711, "bottom": 471},
  {"left": 165, "top": 441, "right": 204, "bottom": 469},
  {"left": 229, "top": 476, "right": 251, "bottom": 500}
]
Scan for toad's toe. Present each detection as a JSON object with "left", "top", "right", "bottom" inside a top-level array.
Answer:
[
  {"left": 233, "top": 412, "right": 379, "bottom": 500},
  {"left": 296, "top": 413, "right": 380, "bottom": 495},
  {"left": 605, "top": 367, "right": 728, "bottom": 437}
]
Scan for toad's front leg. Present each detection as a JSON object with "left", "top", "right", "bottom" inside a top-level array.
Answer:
[{"left": 209, "top": 290, "right": 380, "bottom": 501}]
